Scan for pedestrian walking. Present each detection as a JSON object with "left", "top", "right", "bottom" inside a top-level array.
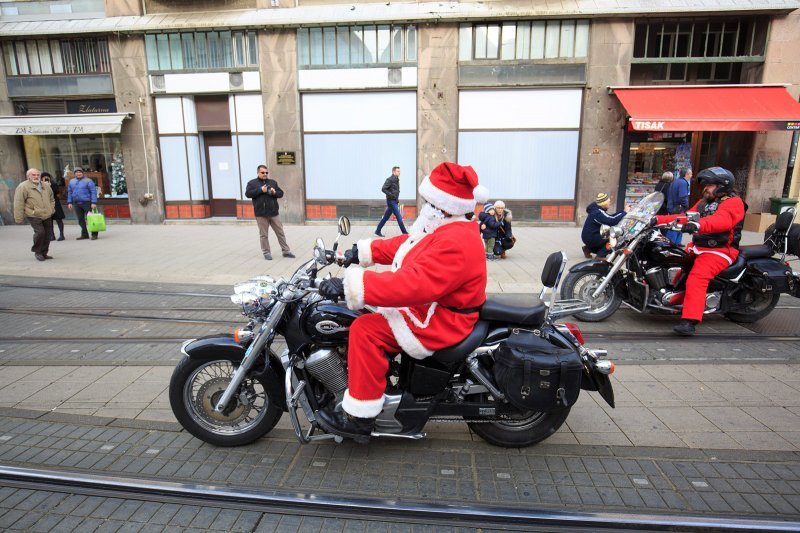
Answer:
[
  {"left": 67, "top": 166, "right": 99, "bottom": 240},
  {"left": 13, "top": 168, "right": 55, "bottom": 262},
  {"left": 374, "top": 166, "right": 408, "bottom": 237},
  {"left": 244, "top": 164, "right": 295, "bottom": 260},
  {"left": 42, "top": 172, "right": 65, "bottom": 241}
]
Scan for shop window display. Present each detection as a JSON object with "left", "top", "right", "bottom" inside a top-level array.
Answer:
[{"left": 624, "top": 135, "right": 691, "bottom": 209}]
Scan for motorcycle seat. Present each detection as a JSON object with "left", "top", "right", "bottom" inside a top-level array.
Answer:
[
  {"left": 718, "top": 255, "right": 746, "bottom": 279},
  {"left": 479, "top": 294, "right": 547, "bottom": 327},
  {"left": 433, "top": 320, "right": 490, "bottom": 363},
  {"left": 739, "top": 244, "right": 773, "bottom": 259}
]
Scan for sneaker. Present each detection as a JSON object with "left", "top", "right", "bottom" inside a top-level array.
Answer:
[
  {"left": 264, "top": 252, "right": 272, "bottom": 260},
  {"left": 374, "top": 232, "right": 385, "bottom": 238},
  {"left": 35, "top": 254, "right": 46, "bottom": 262},
  {"left": 673, "top": 319, "right": 697, "bottom": 336},
  {"left": 77, "top": 236, "right": 89, "bottom": 240},
  {"left": 90, "top": 235, "right": 98, "bottom": 240},
  {"left": 581, "top": 245, "right": 592, "bottom": 259},
  {"left": 283, "top": 252, "right": 296, "bottom": 258}
]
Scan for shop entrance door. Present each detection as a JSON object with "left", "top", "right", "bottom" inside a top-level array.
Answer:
[{"left": 204, "top": 132, "right": 237, "bottom": 217}]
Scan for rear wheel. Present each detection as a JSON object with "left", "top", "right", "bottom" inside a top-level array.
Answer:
[
  {"left": 467, "top": 407, "right": 571, "bottom": 447},
  {"left": 724, "top": 291, "right": 780, "bottom": 323},
  {"left": 169, "top": 357, "right": 282, "bottom": 446},
  {"left": 561, "top": 270, "right": 621, "bottom": 322}
]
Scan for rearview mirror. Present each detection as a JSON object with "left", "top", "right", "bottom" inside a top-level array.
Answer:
[{"left": 338, "top": 216, "right": 351, "bottom": 236}]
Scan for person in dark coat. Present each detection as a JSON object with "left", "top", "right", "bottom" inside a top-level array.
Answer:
[
  {"left": 42, "top": 172, "right": 65, "bottom": 241},
  {"left": 654, "top": 171, "right": 674, "bottom": 216},
  {"left": 374, "top": 166, "right": 407, "bottom": 237},
  {"left": 581, "top": 193, "right": 627, "bottom": 258},
  {"left": 244, "top": 164, "right": 295, "bottom": 260},
  {"left": 492, "top": 200, "right": 514, "bottom": 259},
  {"left": 478, "top": 202, "right": 500, "bottom": 260}
]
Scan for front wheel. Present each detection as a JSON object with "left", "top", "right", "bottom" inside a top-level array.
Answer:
[
  {"left": 561, "top": 270, "right": 622, "bottom": 322},
  {"left": 724, "top": 291, "right": 780, "bottom": 323},
  {"left": 467, "top": 408, "right": 571, "bottom": 447},
  {"left": 169, "top": 357, "right": 282, "bottom": 446}
]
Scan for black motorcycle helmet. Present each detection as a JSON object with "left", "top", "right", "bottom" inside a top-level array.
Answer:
[{"left": 697, "top": 166, "right": 736, "bottom": 198}]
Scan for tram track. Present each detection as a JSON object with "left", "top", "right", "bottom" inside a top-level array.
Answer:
[
  {"left": 0, "top": 282, "right": 229, "bottom": 299},
  {"left": 0, "top": 465, "right": 796, "bottom": 532}
]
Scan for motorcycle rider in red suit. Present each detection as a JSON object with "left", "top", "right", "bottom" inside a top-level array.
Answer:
[
  {"left": 654, "top": 167, "right": 746, "bottom": 336},
  {"left": 316, "top": 162, "right": 490, "bottom": 441}
]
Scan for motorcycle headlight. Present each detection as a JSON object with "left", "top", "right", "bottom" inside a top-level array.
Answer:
[
  {"left": 230, "top": 292, "right": 260, "bottom": 314},
  {"left": 599, "top": 224, "right": 610, "bottom": 237}
]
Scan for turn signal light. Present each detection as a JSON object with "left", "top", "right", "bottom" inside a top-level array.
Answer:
[
  {"left": 595, "top": 360, "right": 615, "bottom": 375},
  {"left": 564, "top": 322, "right": 585, "bottom": 345},
  {"left": 234, "top": 327, "right": 254, "bottom": 345}
]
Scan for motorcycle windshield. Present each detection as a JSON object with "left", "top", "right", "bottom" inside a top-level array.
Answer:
[{"left": 617, "top": 192, "right": 664, "bottom": 240}]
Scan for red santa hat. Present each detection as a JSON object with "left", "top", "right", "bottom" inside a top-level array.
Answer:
[{"left": 418, "top": 162, "right": 489, "bottom": 215}]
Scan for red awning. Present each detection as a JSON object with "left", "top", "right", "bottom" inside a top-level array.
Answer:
[{"left": 613, "top": 86, "right": 800, "bottom": 132}]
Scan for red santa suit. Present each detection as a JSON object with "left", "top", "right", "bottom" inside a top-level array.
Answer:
[
  {"left": 340, "top": 162, "right": 489, "bottom": 418},
  {"left": 657, "top": 195, "right": 745, "bottom": 322}
]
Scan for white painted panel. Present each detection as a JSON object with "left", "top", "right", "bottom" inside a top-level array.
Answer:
[
  {"left": 458, "top": 131, "right": 578, "bottom": 200},
  {"left": 242, "top": 71, "right": 261, "bottom": 91},
  {"left": 163, "top": 72, "right": 230, "bottom": 94},
  {"left": 298, "top": 67, "right": 417, "bottom": 91},
  {"left": 186, "top": 135, "right": 206, "bottom": 200},
  {"left": 182, "top": 96, "right": 198, "bottom": 134},
  {"left": 459, "top": 89, "right": 582, "bottom": 130},
  {"left": 160, "top": 136, "right": 190, "bottom": 200},
  {"left": 236, "top": 134, "right": 267, "bottom": 199},
  {"left": 234, "top": 94, "right": 264, "bottom": 133},
  {"left": 304, "top": 133, "right": 415, "bottom": 200},
  {"left": 302, "top": 92, "right": 416, "bottom": 132},
  {"left": 208, "top": 145, "right": 239, "bottom": 199},
  {"left": 155, "top": 97, "right": 185, "bottom": 134}
]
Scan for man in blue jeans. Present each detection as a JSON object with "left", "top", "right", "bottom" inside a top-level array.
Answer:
[
  {"left": 374, "top": 166, "right": 408, "bottom": 237},
  {"left": 67, "top": 167, "right": 99, "bottom": 240}
]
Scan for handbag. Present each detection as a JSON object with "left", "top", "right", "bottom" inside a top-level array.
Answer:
[{"left": 86, "top": 208, "right": 107, "bottom": 233}]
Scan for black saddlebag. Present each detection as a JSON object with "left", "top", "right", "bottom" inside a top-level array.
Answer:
[
  {"left": 748, "top": 258, "right": 794, "bottom": 294},
  {"left": 493, "top": 329, "right": 583, "bottom": 412}
]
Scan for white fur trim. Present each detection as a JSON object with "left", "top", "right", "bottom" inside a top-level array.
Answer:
[
  {"left": 419, "top": 175, "right": 479, "bottom": 215},
  {"left": 687, "top": 245, "right": 733, "bottom": 265},
  {"left": 504, "top": 209, "right": 512, "bottom": 222},
  {"left": 343, "top": 266, "right": 366, "bottom": 310},
  {"left": 473, "top": 184, "right": 490, "bottom": 204},
  {"left": 378, "top": 307, "right": 434, "bottom": 359},
  {"left": 356, "top": 238, "right": 374, "bottom": 267},
  {"left": 342, "top": 389, "right": 384, "bottom": 418},
  {"left": 392, "top": 232, "right": 427, "bottom": 271}
]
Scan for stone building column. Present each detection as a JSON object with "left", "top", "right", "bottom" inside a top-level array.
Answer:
[
  {"left": 578, "top": 20, "right": 634, "bottom": 223},
  {"left": 108, "top": 34, "right": 164, "bottom": 223},
  {"left": 0, "top": 61, "right": 26, "bottom": 225},
  {"left": 417, "top": 23, "right": 459, "bottom": 205},
  {"left": 746, "top": 11, "right": 800, "bottom": 212},
  {"left": 104, "top": 0, "right": 142, "bottom": 16},
  {"left": 260, "top": 29, "right": 304, "bottom": 223}
]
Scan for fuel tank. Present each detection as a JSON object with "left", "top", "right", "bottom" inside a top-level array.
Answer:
[
  {"left": 301, "top": 300, "right": 363, "bottom": 345},
  {"left": 642, "top": 238, "right": 690, "bottom": 268}
]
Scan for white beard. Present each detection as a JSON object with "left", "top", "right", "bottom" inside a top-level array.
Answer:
[{"left": 410, "top": 202, "right": 448, "bottom": 234}]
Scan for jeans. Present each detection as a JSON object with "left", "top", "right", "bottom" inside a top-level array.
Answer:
[{"left": 375, "top": 200, "right": 407, "bottom": 234}]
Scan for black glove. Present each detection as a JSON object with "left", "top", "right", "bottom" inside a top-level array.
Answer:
[
  {"left": 343, "top": 244, "right": 359, "bottom": 267},
  {"left": 648, "top": 216, "right": 659, "bottom": 228},
  {"left": 318, "top": 278, "right": 345, "bottom": 301},
  {"left": 681, "top": 221, "right": 700, "bottom": 234}
]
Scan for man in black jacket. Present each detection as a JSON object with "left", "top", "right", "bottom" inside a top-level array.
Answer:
[
  {"left": 245, "top": 165, "right": 295, "bottom": 260},
  {"left": 374, "top": 166, "right": 408, "bottom": 237}
]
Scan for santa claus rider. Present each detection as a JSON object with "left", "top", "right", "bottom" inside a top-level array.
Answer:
[
  {"left": 316, "top": 162, "right": 490, "bottom": 442},
  {"left": 653, "top": 167, "right": 746, "bottom": 336}
]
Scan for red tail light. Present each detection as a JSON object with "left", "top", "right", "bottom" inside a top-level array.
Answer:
[{"left": 564, "top": 322, "right": 585, "bottom": 345}]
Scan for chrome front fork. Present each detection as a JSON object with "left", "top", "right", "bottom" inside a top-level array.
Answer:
[{"left": 213, "top": 301, "right": 286, "bottom": 413}]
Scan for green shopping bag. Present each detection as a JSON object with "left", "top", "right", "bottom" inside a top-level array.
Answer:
[{"left": 86, "top": 208, "right": 107, "bottom": 233}]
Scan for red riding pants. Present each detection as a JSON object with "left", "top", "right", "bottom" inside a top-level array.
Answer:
[
  {"left": 347, "top": 313, "right": 398, "bottom": 401},
  {"left": 683, "top": 252, "right": 731, "bottom": 322}
]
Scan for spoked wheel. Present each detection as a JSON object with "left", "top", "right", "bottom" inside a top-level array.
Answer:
[
  {"left": 561, "top": 271, "right": 622, "bottom": 322},
  {"left": 169, "top": 358, "right": 282, "bottom": 446},
  {"left": 466, "top": 405, "right": 571, "bottom": 447},
  {"left": 724, "top": 291, "right": 780, "bottom": 323}
]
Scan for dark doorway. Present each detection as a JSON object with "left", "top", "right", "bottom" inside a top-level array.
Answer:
[{"left": 203, "top": 132, "right": 237, "bottom": 217}]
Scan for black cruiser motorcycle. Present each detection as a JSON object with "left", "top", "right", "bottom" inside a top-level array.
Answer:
[
  {"left": 561, "top": 193, "right": 800, "bottom": 323},
  {"left": 170, "top": 217, "right": 615, "bottom": 448}
]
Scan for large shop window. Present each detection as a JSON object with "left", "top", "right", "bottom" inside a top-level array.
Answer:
[
  {"left": 623, "top": 134, "right": 692, "bottom": 208},
  {"left": 297, "top": 25, "right": 417, "bottom": 67},
  {"left": 22, "top": 134, "right": 127, "bottom": 198},
  {"left": 144, "top": 31, "right": 258, "bottom": 72}
]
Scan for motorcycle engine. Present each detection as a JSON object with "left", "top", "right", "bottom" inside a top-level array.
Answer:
[{"left": 305, "top": 347, "right": 348, "bottom": 396}]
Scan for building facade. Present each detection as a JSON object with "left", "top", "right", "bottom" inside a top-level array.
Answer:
[{"left": 1, "top": 0, "right": 799, "bottom": 226}]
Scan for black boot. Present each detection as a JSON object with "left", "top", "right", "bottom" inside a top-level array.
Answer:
[
  {"left": 673, "top": 319, "right": 698, "bottom": 336},
  {"left": 316, "top": 409, "right": 375, "bottom": 443}
]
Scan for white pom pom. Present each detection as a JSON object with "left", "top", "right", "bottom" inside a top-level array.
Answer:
[{"left": 473, "top": 184, "right": 490, "bottom": 204}]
